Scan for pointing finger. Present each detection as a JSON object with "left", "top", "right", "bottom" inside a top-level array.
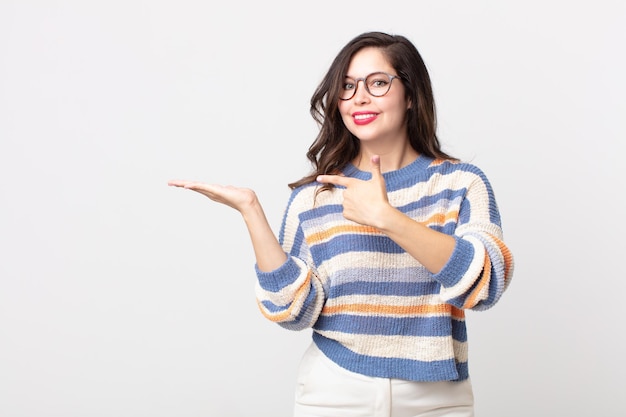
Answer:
[{"left": 316, "top": 174, "right": 353, "bottom": 187}]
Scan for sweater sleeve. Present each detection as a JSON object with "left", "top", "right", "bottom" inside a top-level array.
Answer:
[
  {"left": 433, "top": 167, "right": 514, "bottom": 311},
  {"left": 254, "top": 188, "right": 326, "bottom": 330}
]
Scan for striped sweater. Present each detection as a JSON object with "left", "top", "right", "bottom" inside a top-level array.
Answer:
[{"left": 255, "top": 154, "right": 514, "bottom": 382}]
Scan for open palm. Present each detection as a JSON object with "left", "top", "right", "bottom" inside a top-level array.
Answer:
[{"left": 168, "top": 180, "right": 257, "bottom": 213}]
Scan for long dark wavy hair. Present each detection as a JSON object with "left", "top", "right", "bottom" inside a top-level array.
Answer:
[{"left": 288, "top": 31, "right": 457, "bottom": 190}]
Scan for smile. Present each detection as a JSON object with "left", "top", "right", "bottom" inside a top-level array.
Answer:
[{"left": 353, "top": 113, "right": 378, "bottom": 125}]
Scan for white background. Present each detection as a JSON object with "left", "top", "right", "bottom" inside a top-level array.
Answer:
[{"left": 1, "top": 1, "right": 624, "bottom": 416}]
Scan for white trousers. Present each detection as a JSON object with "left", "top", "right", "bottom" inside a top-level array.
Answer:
[{"left": 293, "top": 343, "right": 474, "bottom": 417}]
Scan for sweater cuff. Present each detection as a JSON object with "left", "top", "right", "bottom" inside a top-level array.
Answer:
[
  {"left": 432, "top": 237, "right": 475, "bottom": 288},
  {"left": 255, "top": 255, "right": 303, "bottom": 292}
]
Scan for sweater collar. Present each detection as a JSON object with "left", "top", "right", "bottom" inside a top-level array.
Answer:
[{"left": 342, "top": 154, "right": 433, "bottom": 183}]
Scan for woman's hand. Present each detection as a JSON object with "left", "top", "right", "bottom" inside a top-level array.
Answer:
[
  {"left": 168, "top": 180, "right": 258, "bottom": 214},
  {"left": 316, "top": 155, "right": 391, "bottom": 229},
  {"left": 316, "top": 155, "right": 455, "bottom": 273},
  {"left": 168, "top": 179, "right": 287, "bottom": 270}
]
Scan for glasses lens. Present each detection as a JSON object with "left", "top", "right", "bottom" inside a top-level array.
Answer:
[
  {"left": 340, "top": 78, "right": 357, "bottom": 100},
  {"left": 366, "top": 72, "right": 393, "bottom": 97}
]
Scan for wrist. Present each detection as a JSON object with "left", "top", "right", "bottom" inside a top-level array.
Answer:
[
  {"left": 371, "top": 203, "right": 398, "bottom": 231},
  {"left": 240, "top": 197, "right": 265, "bottom": 223}
]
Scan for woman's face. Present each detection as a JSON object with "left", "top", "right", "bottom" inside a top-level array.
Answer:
[{"left": 338, "top": 47, "right": 411, "bottom": 145}]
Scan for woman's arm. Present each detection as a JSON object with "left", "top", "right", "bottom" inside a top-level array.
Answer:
[
  {"left": 169, "top": 179, "right": 327, "bottom": 327},
  {"left": 167, "top": 181, "right": 287, "bottom": 271},
  {"left": 316, "top": 156, "right": 455, "bottom": 274},
  {"left": 316, "top": 156, "right": 513, "bottom": 310}
]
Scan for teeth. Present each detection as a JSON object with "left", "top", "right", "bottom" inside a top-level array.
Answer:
[{"left": 354, "top": 114, "right": 376, "bottom": 120}]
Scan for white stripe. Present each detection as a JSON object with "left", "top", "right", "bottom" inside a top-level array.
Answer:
[
  {"left": 255, "top": 257, "right": 310, "bottom": 306},
  {"left": 317, "top": 330, "right": 467, "bottom": 362},
  {"left": 319, "top": 251, "right": 423, "bottom": 279}
]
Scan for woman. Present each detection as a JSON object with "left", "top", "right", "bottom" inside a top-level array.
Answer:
[{"left": 169, "top": 31, "right": 514, "bottom": 417}]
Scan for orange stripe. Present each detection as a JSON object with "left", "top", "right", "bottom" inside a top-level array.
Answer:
[
  {"left": 306, "top": 212, "right": 459, "bottom": 246},
  {"left": 322, "top": 303, "right": 452, "bottom": 316},
  {"left": 462, "top": 234, "right": 513, "bottom": 308},
  {"left": 463, "top": 256, "right": 491, "bottom": 309},
  {"left": 482, "top": 235, "right": 513, "bottom": 280},
  {"left": 423, "top": 211, "right": 458, "bottom": 226},
  {"left": 431, "top": 159, "right": 446, "bottom": 166},
  {"left": 451, "top": 306, "right": 465, "bottom": 320},
  {"left": 257, "top": 271, "right": 312, "bottom": 322},
  {"left": 491, "top": 235, "right": 514, "bottom": 280},
  {"left": 307, "top": 224, "right": 380, "bottom": 245}
]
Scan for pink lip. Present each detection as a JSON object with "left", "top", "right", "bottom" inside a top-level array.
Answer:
[{"left": 352, "top": 112, "right": 378, "bottom": 125}]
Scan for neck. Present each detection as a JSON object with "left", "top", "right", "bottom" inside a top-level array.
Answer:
[{"left": 354, "top": 142, "right": 419, "bottom": 173}]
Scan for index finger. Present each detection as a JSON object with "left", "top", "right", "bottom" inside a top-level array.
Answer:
[{"left": 316, "top": 174, "right": 353, "bottom": 187}]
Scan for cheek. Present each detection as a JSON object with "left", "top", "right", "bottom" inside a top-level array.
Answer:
[
  {"left": 389, "top": 99, "right": 410, "bottom": 120},
  {"left": 337, "top": 103, "right": 352, "bottom": 124},
  {"left": 337, "top": 101, "right": 349, "bottom": 116}
]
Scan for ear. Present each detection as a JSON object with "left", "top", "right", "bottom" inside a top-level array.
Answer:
[{"left": 406, "top": 97, "right": 412, "bottom": 110}]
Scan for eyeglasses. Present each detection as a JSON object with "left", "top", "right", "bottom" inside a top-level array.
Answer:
[{"left": 339, "top": 71, "right": 401, "bottom": 101}]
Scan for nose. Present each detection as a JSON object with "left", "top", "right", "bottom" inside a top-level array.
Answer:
[{"left": 353, "top": 79, "right": 370, "bottom": 103}]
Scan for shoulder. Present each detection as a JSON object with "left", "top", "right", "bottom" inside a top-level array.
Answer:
[
  {"left": 284, "top": 182, "right": 322, "bottom": 215},
  {"left": 426, "top": 158, "right": 493, "bottom": 185},
  {"left": 428, "top": 158, "right": 486, "bottom": 175},
  {"left": 288, "top": 182, "right": 318, "bottom": 203}
]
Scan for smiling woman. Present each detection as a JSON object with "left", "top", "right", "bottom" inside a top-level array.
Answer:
[
  {"left": 1, "top": 1, "right": 624, "bottom": 416},
  {"left": 169, "top": 31, "right": 514, "bottom": 417}
]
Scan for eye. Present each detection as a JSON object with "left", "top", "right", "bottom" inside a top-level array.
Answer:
[
  {"left": 343, "top": 80, "right": 356, "bottom": 91},
  {"left": 368, "top": 76, "right": 389, "bottom": 88}
]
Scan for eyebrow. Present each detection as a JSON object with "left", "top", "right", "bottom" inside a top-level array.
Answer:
[{"left": 344, "top": 71, "right": 394, "bottom": 79}]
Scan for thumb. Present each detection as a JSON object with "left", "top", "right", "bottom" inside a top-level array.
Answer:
[
  {"left": 370, "top": 155, "right": 389, "bottom": 201},
  {"left": 370, "top": 155, "right": 388, "bottom": 200},
  {"left": 370, "top": 155, "right": 383, "bottom": 182}
]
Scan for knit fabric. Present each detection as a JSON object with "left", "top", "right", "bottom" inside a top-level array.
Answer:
[{"left": 255, "top": 155, "right": 514, "bottom": 382}]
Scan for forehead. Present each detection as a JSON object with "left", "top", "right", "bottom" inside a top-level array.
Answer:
[{"left": 346, "top": 47, "right": 393, "bottom": 77}]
